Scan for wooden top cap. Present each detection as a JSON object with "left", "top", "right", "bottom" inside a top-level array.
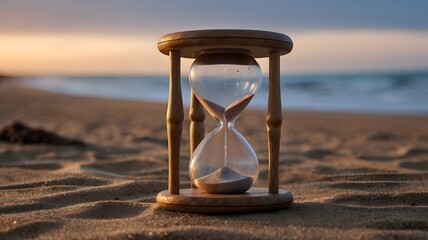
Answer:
[{"left": 157, "top": 29, "right": 293, "bottom": 59}]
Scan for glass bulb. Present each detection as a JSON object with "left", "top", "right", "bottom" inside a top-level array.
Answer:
[{"left": 189, "top": 51, "right": 262, "bottom": 194}]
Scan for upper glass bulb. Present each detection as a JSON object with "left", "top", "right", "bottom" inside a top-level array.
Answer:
[{"left": 189, "top": 51, "right": 262, "bottom": 122}]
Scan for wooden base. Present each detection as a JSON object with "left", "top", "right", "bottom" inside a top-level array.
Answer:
[{"left": 156, "top": 187, "right": 293, "bottom": 214}]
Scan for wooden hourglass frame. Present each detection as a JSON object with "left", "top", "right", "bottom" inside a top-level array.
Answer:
[{"left": 156, "top": 29, "right": 293, "bottom": 213}]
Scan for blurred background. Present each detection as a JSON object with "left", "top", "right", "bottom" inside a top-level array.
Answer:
[{"left": 1, "top": 0, "right": 428, "bottom": 114}]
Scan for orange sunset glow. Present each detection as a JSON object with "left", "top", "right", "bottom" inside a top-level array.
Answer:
[{"left": 1, "top": 30, "right": 428, "bottom": 76}]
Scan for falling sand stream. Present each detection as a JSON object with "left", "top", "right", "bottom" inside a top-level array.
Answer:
[{"left": 194, "top": 94, "right": 254, "bottom": 194}]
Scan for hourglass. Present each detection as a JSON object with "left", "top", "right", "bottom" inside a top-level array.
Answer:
[
  {"left": 156, "top": 30, "right": 293, "bottom": 213},
  {"left": 189, "top": 50, "right": 261, "bottom": 194}
]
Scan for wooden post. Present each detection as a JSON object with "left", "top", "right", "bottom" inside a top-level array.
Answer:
[
  {"left": 167, "top": 50, "right": 183, "bottom": 195},
  {"left": 267, "top": 51, "right": 282, "bottom": 194},
  {"left": 189, "top": 91, "right": 205, "bottom": 188},
  {"left": 189, "top": 91, "right": 205, "bottom": 154}
]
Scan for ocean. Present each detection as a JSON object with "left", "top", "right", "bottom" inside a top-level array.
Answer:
[{"left": 12, "top": 71, "right": 428, "bottom": 115}]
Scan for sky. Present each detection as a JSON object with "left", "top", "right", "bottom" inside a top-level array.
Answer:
[{"left": 1, "top": 0, "right": 428, "bottom": 76}]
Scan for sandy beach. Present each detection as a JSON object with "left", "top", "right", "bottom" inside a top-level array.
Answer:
[{"left": 0, "top": 85, "right": 427, "bottom": 239}]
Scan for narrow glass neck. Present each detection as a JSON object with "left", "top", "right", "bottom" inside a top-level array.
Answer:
[{"left": 218, "top": 120, "right": 236, "bottom": 129}]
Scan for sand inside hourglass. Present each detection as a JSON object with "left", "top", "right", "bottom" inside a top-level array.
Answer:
[
  {"left": 194, "top": 94, "right": 254, "bottom": 194},
  {"left": 195, "top": 167, "right": 252, "bottom": 194},
  {"left": 198, "top": 94, "right": 254, "bottom": 123}
]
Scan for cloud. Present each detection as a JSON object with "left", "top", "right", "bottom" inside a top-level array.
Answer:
[{"left": 1, "top": 0, "right": 428, "bottom": 35}]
